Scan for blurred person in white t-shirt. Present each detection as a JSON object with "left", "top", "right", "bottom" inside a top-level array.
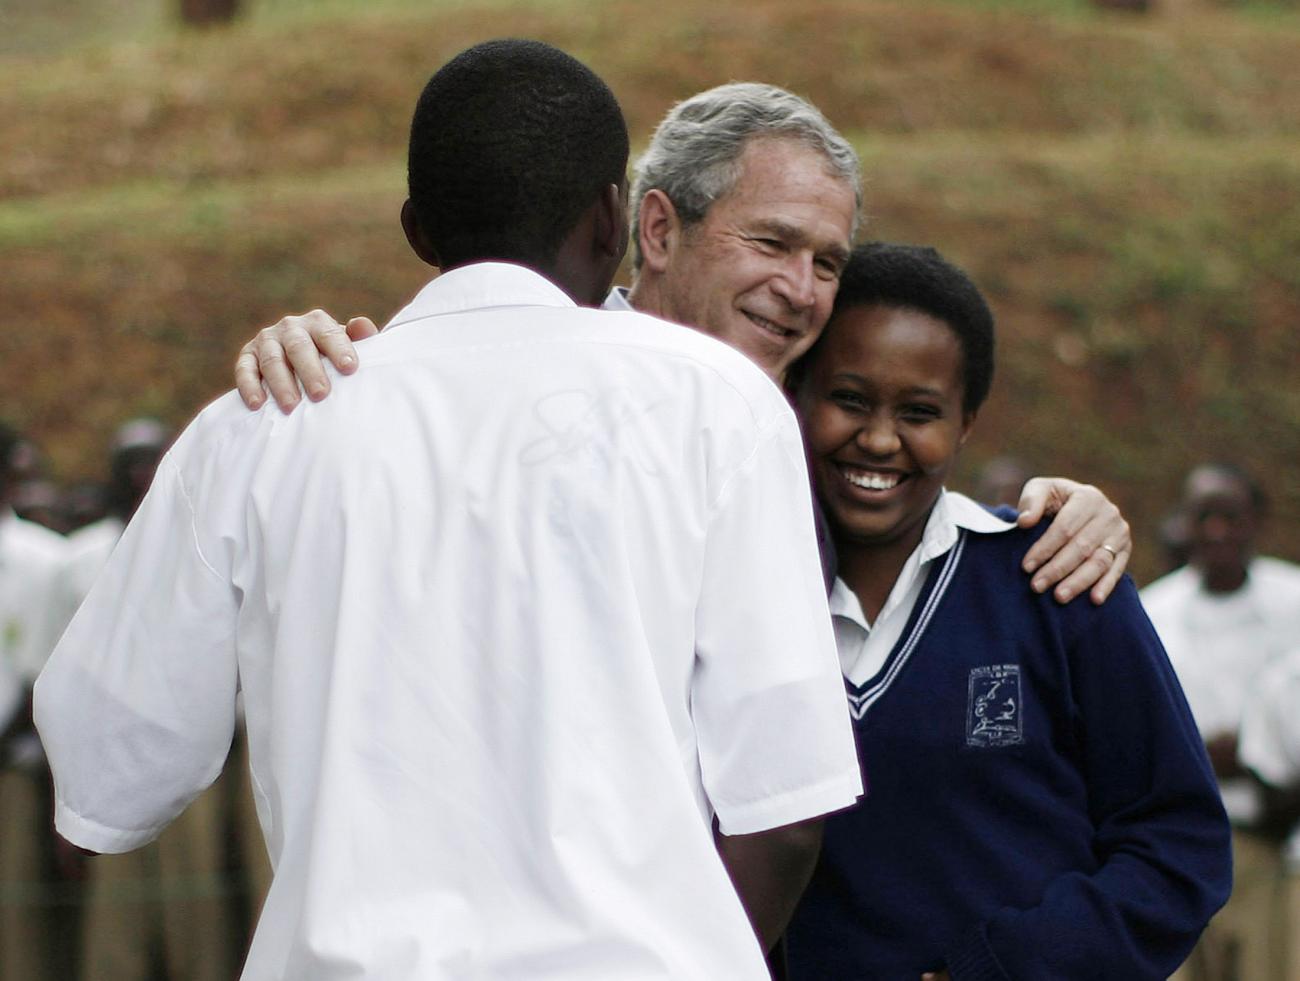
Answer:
[{"left": 1144, "top": 462, "right": 1300, "bottom": 981}]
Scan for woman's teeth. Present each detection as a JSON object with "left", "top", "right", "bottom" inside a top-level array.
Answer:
[{"left": 843, "top": 469, "right": 900, "bottom": 491}]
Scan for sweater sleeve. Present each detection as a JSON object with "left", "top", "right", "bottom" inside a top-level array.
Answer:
[{"left": 945, "top": 577, "right": 1232, "bottom": 981}]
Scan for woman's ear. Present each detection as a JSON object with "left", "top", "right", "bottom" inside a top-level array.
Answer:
[{"left": 958, "top": 409, "right": 979, "bottom": 448}]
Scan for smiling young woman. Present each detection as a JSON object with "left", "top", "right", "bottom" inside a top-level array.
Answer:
[
  {"left": 781, "top": 242, "right": 1231, "bottom": 981},
  {"left": 797, "top": 302, "right": 974, "bottom": 621}
]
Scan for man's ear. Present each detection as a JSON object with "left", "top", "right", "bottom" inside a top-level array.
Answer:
[
  {"left": 594, "top": 182, "right": 629, "bottom": 262},
  {"left": 637, "top": 189, "right": 681, "bottom": 275},
  {"left": 400, "top": 199, "right": 441, "bottom": 268}
]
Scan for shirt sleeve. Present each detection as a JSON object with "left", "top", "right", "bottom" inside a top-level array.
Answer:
[
  {"left": 1239, "top": 650, "right": 1300, "bottom": 788},
  {"left": 691, "top": 410, "right": 862, "bottom": 836},
  {"left": 945, "top": 579, "right": 1232, "bottom": 980},
  {"left": 33, "top": 452, "right": 240, "bottom": 854}
]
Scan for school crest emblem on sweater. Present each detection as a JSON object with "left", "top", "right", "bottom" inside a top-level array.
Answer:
[{"left": 966, "top": 664, "right": 1023, "bottom": 747}]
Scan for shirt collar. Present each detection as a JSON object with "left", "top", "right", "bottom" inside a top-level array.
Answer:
[
  {"left": 384, "top": 262, "right": 578, "bottom": 333},
  {"left": 826, "top": 489, "right": 1014, "bottom": 623},
  {"left": 827, "top": 575, "right": 866, "bottom": 622},
  {"left": 603, "top": 286, "right": 634, "bottom": 312},
  {"left": 917, "top": 489, "right": 1016, "bottom": 564}
]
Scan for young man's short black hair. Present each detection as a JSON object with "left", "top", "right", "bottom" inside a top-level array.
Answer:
[
  {"left": 820, "top": 242, "right": 996, "bottom": 415},
  {"left": 407, "top": 39, "right": 629, "bottom": 271}
]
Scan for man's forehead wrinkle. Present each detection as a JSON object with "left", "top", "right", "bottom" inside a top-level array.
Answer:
[
  {"left": 748, "top": 216, "right": 803, "bottom": 239},
  {"left": 746, "top": 215, "right": 851, "bottom": 259}
]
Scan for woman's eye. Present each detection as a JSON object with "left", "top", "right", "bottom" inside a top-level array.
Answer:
[
  {"left": 830, "top": 390, "right": 867, "bottom": 409},
  {"left": 902, "top": 405, "right": 941, "bottom": 421}
]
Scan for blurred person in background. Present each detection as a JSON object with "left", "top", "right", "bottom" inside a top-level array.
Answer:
[
  {"left": 232, "top": 82, "right": 1135, "bottom": 607},
  {"left": 6, "top": 433, "right": 71, "bottom": 533},
  {"left": 1237, "top": 647, "right": 1300, "bottom": 981},
  {"left": 10, "top": 476, "right": 71, "bottom": 534},
  {"left": 57, "top": 418, "right": 243, "bottom": 981},
  {"left": 7, "top": 431, "right": 48, "bottom": 486},
  {"left": 61, "top": 479, "right": 111, "bottom": 534},
  {"left": 60, "top": 418, "right": 173, "bottom": 581},
  {"left": 0, "top": 420, "right": 73, "bottom": 981},
  {"left": 1142, "top": 461, "right": 1300, "bottom": 981},
  {"left": 971, "top": 454, "right": 1032, "bottom": 511},
  {"left": 1156, "top": 504, "right": 1193, "bottom": 577}
]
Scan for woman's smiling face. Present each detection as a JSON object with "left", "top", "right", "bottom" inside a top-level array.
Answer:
[{"left": 797, "top": 302, "right": 974, "bottom": 553}]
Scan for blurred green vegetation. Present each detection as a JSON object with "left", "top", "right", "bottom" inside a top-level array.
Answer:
[{"left": 1, "top": 0, "right": 1298, "bottom": 580}]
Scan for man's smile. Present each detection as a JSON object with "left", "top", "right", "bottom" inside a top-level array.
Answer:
[{"left": 743, "top": 310, "right": 799, "bottom": 340}]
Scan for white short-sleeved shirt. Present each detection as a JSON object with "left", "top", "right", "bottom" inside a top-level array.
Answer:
[
  {"left": 1238, "top": 647, "right": 1300, "bottom": 867},
  {"left": 0, "top": 509, "right": 69, "bottom": 681},
  {"left": 0, "top": 509, "right": 69, "bottom": 761},
  {"left": 35, "top": 263, "right": 861, "bottom": 981},
  {"left": 1142, "top": 555, "right": 1300, "bottom": 823},
  {"left": 1239, "top": 650, "right": 1300, "bottom": 790}
]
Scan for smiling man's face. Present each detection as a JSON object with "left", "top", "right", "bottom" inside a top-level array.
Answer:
[{"left": 653, "top": 136, "right": 856, "bottom": 381}]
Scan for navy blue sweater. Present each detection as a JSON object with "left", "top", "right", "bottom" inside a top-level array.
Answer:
[{"left": 785, "top": 523, "right": 1231, "bottom": 980}]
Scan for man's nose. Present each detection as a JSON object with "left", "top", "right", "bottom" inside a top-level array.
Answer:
[{"left": 772, "top": 253, "right": 816, "bottom": 310}]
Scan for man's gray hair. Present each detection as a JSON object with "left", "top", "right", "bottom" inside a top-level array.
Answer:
[{"left": 630, "top": 82, "right": 861, "bottom": 268}]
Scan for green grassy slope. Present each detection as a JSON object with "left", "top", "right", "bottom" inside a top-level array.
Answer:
[{"left": 3, "top": 0, "right": 1298, "bottom": 578}]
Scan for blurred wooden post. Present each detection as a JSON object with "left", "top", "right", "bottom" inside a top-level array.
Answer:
[
  {"left": 1090, "top": 0, "right": 1152, "bottom": 10},
  {"left": 179, "top": 0, "right": 241, "bottom": 25}
]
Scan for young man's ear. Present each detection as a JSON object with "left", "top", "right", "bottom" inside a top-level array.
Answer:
[
  {"left": 636, "top": 189, "right": 682, "bottom": 275},
  {"left": 400, "top": 199, "right": 441, "bottom": 268},
  {"left": 594, "top": 181, "right": 630, "bottom": 262}
]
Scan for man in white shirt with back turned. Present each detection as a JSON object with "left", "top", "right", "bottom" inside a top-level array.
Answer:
[{"left": 34, "top": 39, "right": 861, "bottom": 980}]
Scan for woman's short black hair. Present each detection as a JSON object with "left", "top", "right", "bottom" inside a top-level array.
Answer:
[
  {"left": 407, "top": 39, "right": 629, "bottom": 270},
  {"left": 820, "top": 241, "right": 996, "bottom": 415}
]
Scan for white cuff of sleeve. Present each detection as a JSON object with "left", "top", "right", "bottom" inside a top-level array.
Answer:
[
  {"left": 715, "top": 770, "right": 863, "bottom": 836},
  {"left": 53, "top": 799, "right": 167, "bottom": 855}
]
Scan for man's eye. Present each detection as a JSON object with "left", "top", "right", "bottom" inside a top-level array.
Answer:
[{"left": 815, "top": 258, "right": 843, "bottom": 280}]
